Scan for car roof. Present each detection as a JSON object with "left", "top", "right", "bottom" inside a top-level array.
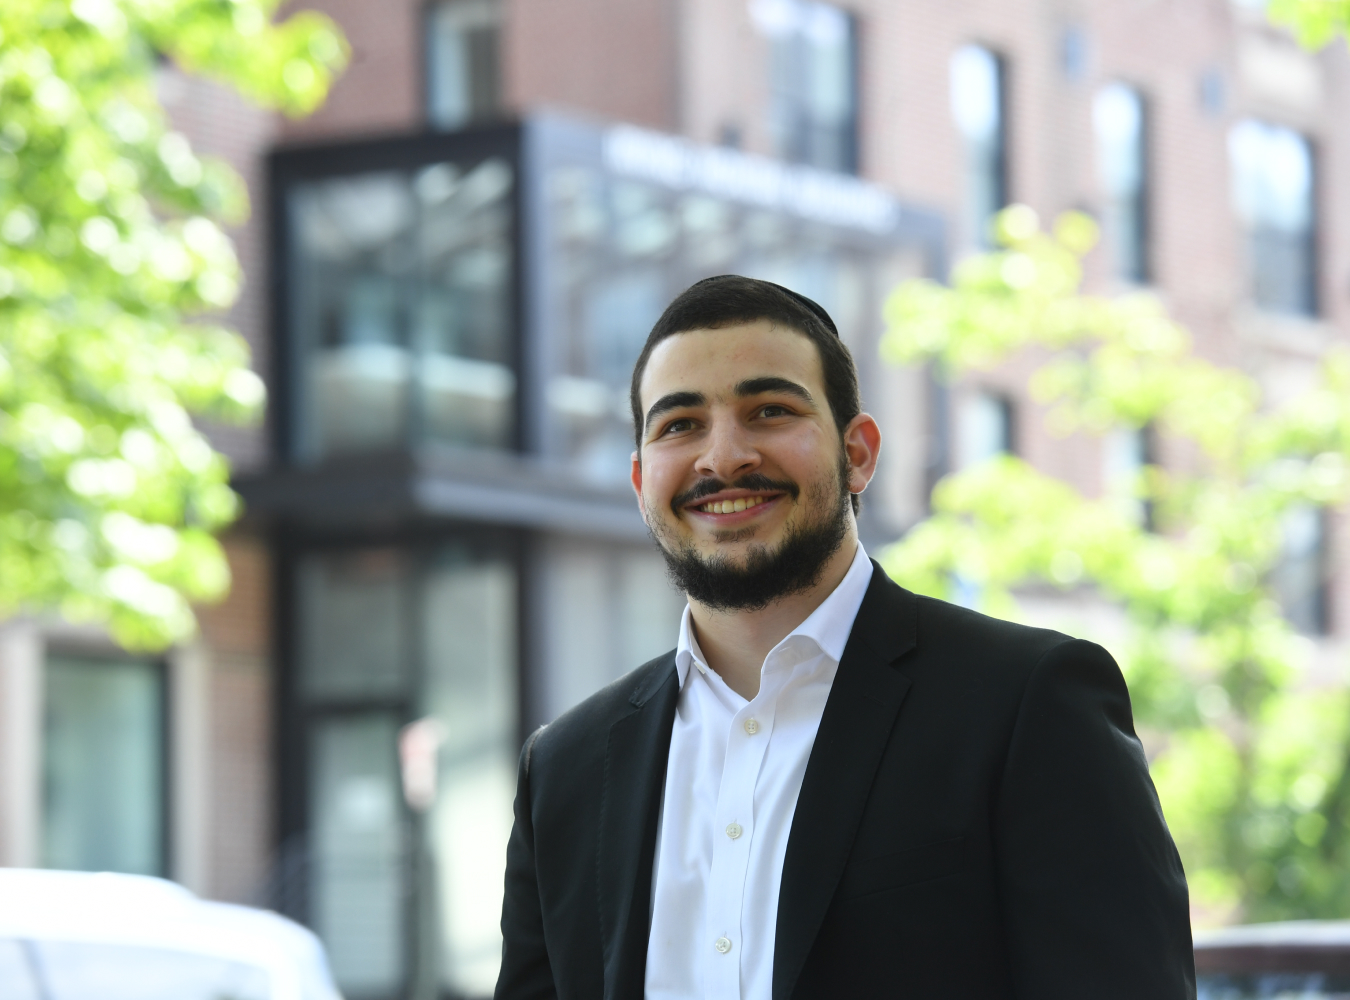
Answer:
[
  {"left": 1194, "top": 921, "right": 1350, "bottom": 950},
  {"left": 0, "top": 869, "right": 340, "bottom": 1000}
]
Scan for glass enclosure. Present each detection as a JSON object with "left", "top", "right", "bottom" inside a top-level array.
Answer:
[
  {"left": 287, "top": 157, "right": 515, "bottom": 461},
  {"left": 537, "top": 119, "right": 917, "bottom": 487},
  {"left": 42, "top": 655, "right": 164, "bottom": 877}
]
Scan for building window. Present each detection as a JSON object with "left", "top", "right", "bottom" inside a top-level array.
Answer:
[
  {"left": 427, "top": 0, "right": 502, "bottom": 131},
  {"left": 42, "top": 655, "right": 166, "bottom": 876},
  {"left": 751, "top": 0, "right": 859, "bottom": 174},
  {"left": 295, "top": 540, "right": 519, "bottom": 998},
  {"left": 1229, "top": 120, "right": 1316, "bottom": 316},
  {"left": 950, "top": 44, "right": 1007, "bottom": 250},
  {"left": 956, "top": 390, "right": 1013, "bottom": 469},
  {"left": 1103, "top": 426, "right": 1154, "bottom": 529},
  {"left": 286, "top": 158, "right": 516, "bottom": 462},
  {"left": 1094, "top": 83, "right": 1149, "bottom": 284},
  {"left": 1273, "top": 505, "right": 1329, "bottom": 635}
]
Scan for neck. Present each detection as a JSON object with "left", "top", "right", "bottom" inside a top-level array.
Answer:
[{"left": 688, "top": 531, "right": 859, "bottom": 701}]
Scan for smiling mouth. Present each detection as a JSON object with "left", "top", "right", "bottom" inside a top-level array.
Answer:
[{"left": 697, "top": 495, "right": 770, "bottom": 514}]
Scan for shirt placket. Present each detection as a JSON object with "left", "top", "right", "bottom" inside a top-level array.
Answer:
[{"left": 702, "top": 663, "right": 787, "bottom": 1000}]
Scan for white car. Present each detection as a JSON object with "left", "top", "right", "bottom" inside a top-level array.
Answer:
[{"left": 0, "top": 868, "right": 342, "bottom": 1000}]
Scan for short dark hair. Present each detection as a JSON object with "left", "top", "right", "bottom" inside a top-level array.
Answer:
[{"left": 629, "top": 274, "right": 863, "bottom": 512}]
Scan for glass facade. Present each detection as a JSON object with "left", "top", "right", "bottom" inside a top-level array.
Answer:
[
  {"left": 950, "top": 45, "right": 1007, "bottom": 250},
  {"left": 1094, "top": 83, "right": 1149, "bottom": 283},
  {"left": 751, "top": 0, "right": 859, "bottom": 173},
  {"left": 538, "top": 120, "right": 916, "bottom": 486},
  {"left": 42, "top": 655, "right": 165, "bottom": 877},
  {"left": 1229, "top": 119, "right": 1317, "bottom": 316},
  {"left": 287, "top": 157, "right": 515, "bottom": 461}
]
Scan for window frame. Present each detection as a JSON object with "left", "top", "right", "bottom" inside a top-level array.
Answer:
[
  {"left": 268, "top": 124, "right": 528, "bottom": 466},
  {"left": 950, "top": 43, "right": 1010, "bottom": 250},
  {"left": 1228, "top": 118, "right": 1320, "bottom": 318},
  {"left": 422, "top": 0, "right": 504, "bottom": 132},
  {"left": 39, "top": 647, "right": 171, "bottom": 878},
  {"left": 1093, "top": 81, "right": 1151, "bottom": 285}
]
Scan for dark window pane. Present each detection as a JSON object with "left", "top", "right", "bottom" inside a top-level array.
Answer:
[
  {"left": 1229, "top": 120, "right": 1316, "bottom": 316},
  {"left": 1094, "top": 83, "right": 1149, "bottom": 283},
  {"left": 288, "top": 159, "right": 515, "bottom": 460},
  {"left": 950, "top": 45, "right": 1007, "bottom": 249},
  {"left": 428, "top": 0, "right": 502, "bottom": 130},
  {"left": 753, "top": 0, "right": 859, "bottom": 173},
  {"left": 42, "top": 657, "right": 164, "bottom": 876},
  {"left": 299, "top": 549, "right": 412, "bottom": 703}
]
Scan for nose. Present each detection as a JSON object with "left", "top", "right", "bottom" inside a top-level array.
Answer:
[{"left": 693, "top": 412, "right": 760, "bottom": 482}]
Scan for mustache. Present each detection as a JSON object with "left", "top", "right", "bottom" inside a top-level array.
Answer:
[{"left": 670, "top": 473, "right": 800, "bottom": 512}]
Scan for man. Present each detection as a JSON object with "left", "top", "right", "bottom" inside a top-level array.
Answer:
[{"left": 496, "top": 275, "right": 1195, "bottom": 1000}]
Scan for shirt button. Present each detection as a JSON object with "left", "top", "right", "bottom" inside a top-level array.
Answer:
[
  {"left": 726, "top": 822, "right": 743, "bottom": 840},
  {"left": 714, "top": 936, "right": 732, "bottom": 954},
  {"left": 744, "top": 718, "right": 759, "bottom": 735}
]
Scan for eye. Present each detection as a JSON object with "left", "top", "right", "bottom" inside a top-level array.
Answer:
[
  {"left": 759, "top": 404, "right": 792, "bottom": 418},
  {"left": 661, "top": 417, "right": 696, "bottom": 435}
]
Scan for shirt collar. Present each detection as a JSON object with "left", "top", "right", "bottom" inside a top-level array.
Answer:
[{"left": 674, "top": 542, "right": 874, "bottom": 689}]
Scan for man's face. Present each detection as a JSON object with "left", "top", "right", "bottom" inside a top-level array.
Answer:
[{"left": 632, "top": 320, "right": 875, "bottom": 609}]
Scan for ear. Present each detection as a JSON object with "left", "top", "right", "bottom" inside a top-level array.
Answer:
[
  {"left": 842, "top": 413, "right": 882, "bottom": 495},
  {"left": 631, "top": 450, "right": 649, "bottom": 525}
]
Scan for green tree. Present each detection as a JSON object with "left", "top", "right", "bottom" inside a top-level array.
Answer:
[
  {"left": 1268, "top": 0, "right": 1350, "bottom": 49},
  {"left": 880, "top": 206, "right": 1350, "bottom": 921},
  {"left": 0, "top": 0, "right": 345, "bottom": 649}
]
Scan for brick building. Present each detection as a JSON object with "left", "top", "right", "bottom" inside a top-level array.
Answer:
[{"left": 1, "top": 0, "right": 1347, "bottom": 997}]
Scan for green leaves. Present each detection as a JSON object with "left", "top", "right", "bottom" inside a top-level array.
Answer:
[
  {"left": 0, "top": 1, "right": 345, "bottom": 648},
  {"left": 879, "top": 205, "right": 1350, "bottom": 921},
  {"left": 1267, "top": 0, "right": 1350, "bottom": 51}
]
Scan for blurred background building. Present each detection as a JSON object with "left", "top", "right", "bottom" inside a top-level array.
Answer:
[{"left": 1, "top": 0, "right": 1347, "bottom": 997}]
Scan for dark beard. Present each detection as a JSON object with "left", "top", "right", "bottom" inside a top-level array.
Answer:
[{"left": 651, "top": 458, "right": 852, "bottom": 612}]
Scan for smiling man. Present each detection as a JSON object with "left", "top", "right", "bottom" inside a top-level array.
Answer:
[{"left": 495, "top": 275, "right": 1195, "bottom": 1000}]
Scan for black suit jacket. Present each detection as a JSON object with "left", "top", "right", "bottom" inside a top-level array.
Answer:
[{"left": 496, "top": 562, "right": 1195, "bottom": 999}]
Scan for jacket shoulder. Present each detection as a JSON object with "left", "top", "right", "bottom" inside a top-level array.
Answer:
[
  {"left": 913, "top": 592, "right": 1070, "bottom": 657},
  {"left": 529, "top": 650, "right": 677, "bottom": 768}
]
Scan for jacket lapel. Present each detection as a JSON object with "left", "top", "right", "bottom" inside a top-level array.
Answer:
[
  {"left": 773, "top": 564, "right": 918, "bottom": 1000},
  {"left": 597, "top": 653, "right": 680, "bottom": 1000}
]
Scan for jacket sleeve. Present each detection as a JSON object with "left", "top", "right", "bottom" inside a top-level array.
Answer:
[
  {"left": 494, "top": 727, "right": 558, "bottom": 1000},
  {"left": 995, "top": 638, "right": 1196, "bottom": 999}
]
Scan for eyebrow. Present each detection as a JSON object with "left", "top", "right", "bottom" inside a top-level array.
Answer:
[
  {"left": 734, "top": 376, "right": 816, "bottom": 405},
  {"left": 644, "top": 390, "right": 706, "bottom": 435}
]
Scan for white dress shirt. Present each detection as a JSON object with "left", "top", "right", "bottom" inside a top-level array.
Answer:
[{"left": 644, "top": 543, "right": 873, "bottom": 1000}]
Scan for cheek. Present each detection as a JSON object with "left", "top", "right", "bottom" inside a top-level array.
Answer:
[
  {"left": 638, "top": 450, "right": 685, "bottom": 504},
  {"left": 767, "top": 426, "right": 838, "bottom": 481}
]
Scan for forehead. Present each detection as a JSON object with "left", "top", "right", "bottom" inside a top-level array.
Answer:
[{"left": 639, "top": 320, "right": 824, "bottom": 406}]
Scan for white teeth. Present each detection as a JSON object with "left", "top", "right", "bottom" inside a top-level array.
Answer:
[{"left": 700, "top": 496, "right": 767, "bottom": 513}]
